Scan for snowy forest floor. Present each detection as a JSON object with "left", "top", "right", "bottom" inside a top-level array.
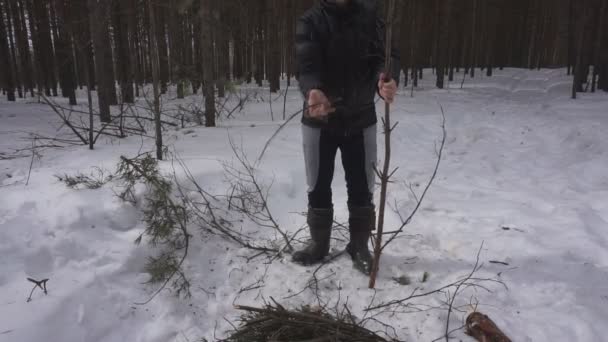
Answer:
[{"left": 1, "top": 68, "right": 607, "bottom": 342}]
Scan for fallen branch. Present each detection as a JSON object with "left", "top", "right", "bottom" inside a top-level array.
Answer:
[
  {"left": 116, "top": 155, "right": 191, "bottom": 305},
  {"left": 283, "top": 249, "right": 346, "bottom": 303},
  {"left": 40, "top": 94, "right": 145, "bottom": 145},
  {"left": 365, "top": 243, "right": 506, "bottom": 313},
  {"left": 227, "top": 137, "right": 294, "bottom": 253},
  {"left": 442, "top": 243, "right": 484, "bottom": 341},
  {"left": 173, "top": 153, "right": 279, "bottom": 255},
  {"left": 25, "top": 138, "right": 38, "bottom": 186},
  {"left": 40, "top": 94, "right": 88, "bottom": 145},
  {"left": 26, "top": 278, "right": 49, "bottom": 302}
]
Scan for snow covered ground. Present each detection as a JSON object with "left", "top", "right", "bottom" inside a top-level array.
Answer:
[{"left": 1, "top": 69, "right": 607, "bottom": 342}]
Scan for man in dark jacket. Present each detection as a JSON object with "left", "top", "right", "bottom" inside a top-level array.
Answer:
[{"left": 293, "top": 0, "right": 399, "bottom": 274}]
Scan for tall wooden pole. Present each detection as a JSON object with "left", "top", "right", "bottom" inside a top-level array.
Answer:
[{"left": 369, "top": 0, "right": 396, "bottom": 289}]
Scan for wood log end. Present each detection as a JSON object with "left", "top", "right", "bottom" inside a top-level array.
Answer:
[{"left": 466, "top": 311, "right": 512, "bottom": 342}]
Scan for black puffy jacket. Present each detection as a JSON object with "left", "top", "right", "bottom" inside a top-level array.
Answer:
[{"left": 296, "top": 0, "right": 400, "bottom": 130}]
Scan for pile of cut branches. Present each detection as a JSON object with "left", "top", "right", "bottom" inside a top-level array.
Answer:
[{"left": 222, "top": 302, "right": 390, "bottom": 342}]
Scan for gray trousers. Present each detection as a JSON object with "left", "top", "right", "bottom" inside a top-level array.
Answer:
[{"left": 302, "top": 125, "right": 377, "bottom": 209}]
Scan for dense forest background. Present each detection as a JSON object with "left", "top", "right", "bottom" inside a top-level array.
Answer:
[{"left": 1, "top": 0, "right": 607, "bottom": 121}]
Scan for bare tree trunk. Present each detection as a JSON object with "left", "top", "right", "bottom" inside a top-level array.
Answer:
[
  {"left": 411, "top": 0, "right": 419, "bottom": 88},
  {"left": 183, "top": 14, "right": 194, "bottom": 94},
  {"left": 201, "top": 0, "right": 215, "bottom": 127},
  {"left": 83, "top": 4, "right": 96, "bottom": 91},
  {"left": 5, "top": 0, "right": 23, "bottom": 98},
  {"left": 54, "top": 0, "right": 77, "bottom": 105},
  {"left": 83, "top": 42, "right": 94, "bottom": 150},
  {"left": 0, "top": 0, "right": 16, "bottom": 101},
  {"left": 114, "top": 0, "right": 134, "bottom": 103},
  {"left": 216, "top": 0, "right": 228, "bottom": 98},
  {"left": 233, "top": 15, "right": 245, "bottom": 81},
  {"left": 168, "top": 0, "right": 185, "bottom": 99},
  {"left": 130, "top": 0, "right": 142, "bottom": 97},
  {"left": 254, "top": 0, "right": 265, "bottom": 87},
  {"left": 192, "top": 11, "right": 202, "bottom": 94},
  {"left": 599, "top": 1, "right": 608, "bottom": 92},
  {"left": 100, "top": 4, "right": 117, "bottom": 106},
  {"left": 567, "top": 0, "right": 574, "bottom": 74},
  {"left": 244, "top": 7, "right": 253, "bottom": 85},
  {"left": 470, "top": 0, "right": 478, "bottom": 78},
  {"left": 527, "top": 0, "right": 539, "bottom": 69},
  {"left": 572, "top": 4, "right": 587, "bottom": 99},
  {"left": 485, "top": 0, "right": 495, "bottom": 77},
  {"left": 49, "top": 0, "right": 61, "bottom": 96},
  {"left": 268, "top": 0, "right": 280, "bottom": 93},
  {"left": 154, "top": 2, "right": 169, "bottom": 94},
  {"left": 436, "top": 0, "right": 451, "bottom": 88},
  {"left": 88, "top": 0, "right": 111, "bottom": 121},
  {"left": 591, "top": 0, "right": 607, "bottom": 92},
  {"left": 11, "top": 0, "right": 32, "bottom": 96},
  {"left": 148, "top": 0, "right": 163, "bottom": 160},
  {"left": 29, "top": 0, "right": 54, "bottom": 96}
]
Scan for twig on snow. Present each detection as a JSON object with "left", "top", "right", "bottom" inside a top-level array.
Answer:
[{"left": 26, "top": 278, "right": 49, "bottom": 302}]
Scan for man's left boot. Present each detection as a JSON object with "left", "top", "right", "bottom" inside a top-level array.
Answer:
[{"left": 345, "top": 206, "right": 375, "bottom": 275}]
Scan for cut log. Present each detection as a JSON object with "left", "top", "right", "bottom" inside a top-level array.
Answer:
[{"left": 466, "top": 312, "right": 512, "bottom": 342}]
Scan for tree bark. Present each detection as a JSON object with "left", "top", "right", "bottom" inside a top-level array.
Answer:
[
  {"left": 0, "top": 0, "right": 16, "bottom": 101},
  {"left": 436, "top": 0, "right": 451, "bottom": 88},
  {"left": 215, "top": 0, "right": 229, "bottom": 98},
  {"left": 88, "top": 0, "right": 111, "bottom": 121},
  {"left": 201, "top": 0, "right": 215, "bottom": 127},
  {"left": 154, "top": 2, "right": 169, "bottom": 94},
  {"left": 572, "top": 3, "right": 588, "bottom": 99},
  {"left": 5, "top": 0, "right": 23, "bottom": 98},
  {"left": 100, "top": 2, "right": 117, "bottom": 105},
  {"left": 591, "top": 0, "right": 607, "bottom": 92},
  {"left": 130, "top": 0, "right": 142, "bottom": 97},
  {"left": 49, "top": 0, "right": 61, "bottom": 96},
  {"left": 485, "top": 0, "right": 495, "bottom": 77},
  {"left": 148, "top": 0, "right": 163, "bottom": 160},
  {"left": 599, "top": 0, "right": 608, "bottom": 91},
  {"left": 192, "top": 13, "right": 201, "bottom": 94},
  {"left": 54, "top": 0, "right": 77, "bottom": 105},
  {"left": 254, "top": 0, "right": 265, "bottom": 87},
  {"left": 13, "top": 0, "right": 34, "bottom": 96},
  {"left": 470, "top": 0, "right": 478, "bottom": 78},
  {"left": 267, "top": 0, "right": 280, "bottom": 93},
  {"left": 168, "top": 0, "right": 185, "bottom": 99},
  {"left": 114, "top": 0, "right": 135, "bottom": 103},
  {"left": 29, "top": 0, "right": 54, "bottom": 96}
]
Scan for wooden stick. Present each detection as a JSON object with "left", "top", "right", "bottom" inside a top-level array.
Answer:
[{"left": 369, "top": 0, "right": 396, "bottom": 289}]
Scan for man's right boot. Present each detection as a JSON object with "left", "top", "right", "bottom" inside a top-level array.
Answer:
[{"left": 292, "top": 207, "right": 333, "bottom": 265}]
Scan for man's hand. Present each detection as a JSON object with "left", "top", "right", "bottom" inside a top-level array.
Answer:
[
  {"left": 378, "top": 73, "right": 397, "bottom": 104},
  {"left": 307, "top": 89, "right": 336, "bottom": 118}
]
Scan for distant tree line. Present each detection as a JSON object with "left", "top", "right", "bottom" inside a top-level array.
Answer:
[{"left": 0, "top": 0, "right": 606, "bottom": 114}]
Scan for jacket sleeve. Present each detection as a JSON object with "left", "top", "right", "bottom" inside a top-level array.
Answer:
[
  {"left": 295, "top": 17, "right": 324, "bottom": 97},
  {"left": 372, "top": 17, "right": 401, "bottom": 88}
]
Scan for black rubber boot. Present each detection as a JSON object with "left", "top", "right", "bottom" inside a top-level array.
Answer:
[
  {"left": 292, "top": 207, "right": 333, "bottom": 265},
  {"left": 346, "top": 206, "right": 375, "bottom": 275}
]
